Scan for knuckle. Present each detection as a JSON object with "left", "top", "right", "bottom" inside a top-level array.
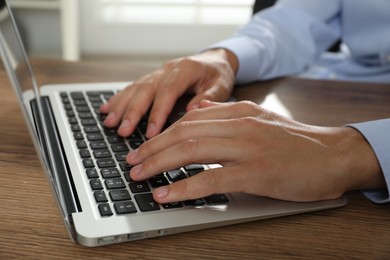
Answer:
[
  {"left": 183, "top": 138, "right": 200, "bottom": 155},
  {"left": 237, "top": 116, "right": 259, "bottom": 128},
  {"left": 181, "top": 109, "right": 198, "bottom": 121},
  {"left": 173, "top": 121, "right": 192, "bottom": 138},
  {"left": 236, "top": 100, "right": 259, "bottom": 113}
]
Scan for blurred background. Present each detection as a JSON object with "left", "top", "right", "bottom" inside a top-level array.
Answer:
[{"left": 11, "top": 0, "right": 255, "bottom": 66}]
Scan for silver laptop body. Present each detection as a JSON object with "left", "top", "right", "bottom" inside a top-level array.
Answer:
[{"left": 0, "top": 0, "right": 347, "bottom": 247}]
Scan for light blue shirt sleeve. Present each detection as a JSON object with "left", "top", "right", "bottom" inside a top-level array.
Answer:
[
  {"left": 205, "top": 0, "right": 390, "bottom": 203},
  {"left": 208, "top": 0, "right": 342, "bottom": 84},
  {"left": 348, "top": 120, "right": 390, "bottom": 204}
]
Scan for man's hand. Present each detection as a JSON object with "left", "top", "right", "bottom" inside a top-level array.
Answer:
[
  {"left": 127, "top": 100, "right": 385, "bottom": 203},
  {"left": 100, "top": 49, "right": 238, "bottom": 139}
]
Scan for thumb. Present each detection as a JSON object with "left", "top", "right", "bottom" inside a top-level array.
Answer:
[{"left": 186, "top": 86, "right": 230, "bottom": 112}]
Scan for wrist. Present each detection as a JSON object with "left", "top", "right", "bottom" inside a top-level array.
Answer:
[
  {"left": 201, "top": 48, "right": 239, "bottom": 75},
  {"left": 337, "top": 127, "right": 385, "bottom": 192}
]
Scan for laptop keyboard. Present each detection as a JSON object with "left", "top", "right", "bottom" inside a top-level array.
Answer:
[{"left": 60, "top": 91, "right": 229, "bottom": 217}]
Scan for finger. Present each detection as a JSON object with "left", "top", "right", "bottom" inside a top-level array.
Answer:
[
  {"left": 186, "top": 84, "right": 231, "bottom": 112},
  {"left": 198, "top": 99, "right": 224, "bottom": 108},
  {"left": 145, "top": 71, "right": 190, "bottom": 138},
  {"left": 152, "top": 166, "right": 245, "bottom": 203},
  {"left": 116, "top": 83, "right": 157, "bottom": 137},
  {"left": 129, "top": 135, "right": 242, "bottom": 181},
  {"left": 102, "top": 85, "right": 136, "bottom": 128},
  {"left": 127, "top": 118, "right": 240, "bottom": 166},
  {"left": 180, "top": 101, "right": 263, "bottom": 126}
]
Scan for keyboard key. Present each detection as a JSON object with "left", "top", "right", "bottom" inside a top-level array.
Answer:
[
  {"left": 205, "top": 194, "right": 229, "bottom": 205},
  {"left": 134, "top": 193, "right": 160, "bottom": 212},
  {"left": 79, "top": 149, "right": 91, "bottom": 158},
  {"left": 90, "top": 179, "right": 103, "bottom": 190},
  {"left": 81, "top": 119, "right": 97, "bottom": 126},
  {"left": 97, "top": 114, "right": 108, "bottom": 122},
  {"left": 111, "top": 143, "right": 129, "bottom": 152},
  {"left": 101, "top": 168, "right": 121, "bottom": 178},
  {"left": 76, "top": 106, "right": 91, "bottom": 113},
  {"left": 70, "top": 92, "right": 85, "bottom": 100},
  {"left": 63, "top": 104, "right": 73, "bottom": 110},
  {"left": 74, "top": 132, "right": 84, "bottom": 141},
  {"left": 103, "top": 128, "right": 117, "bottom": 136},
  {"left": 109, "top": 189, "right": 131, "bottom": 201},
  {"left": 84, "top": 125, "right": 100, "bottom": 133},
  {"left": 105, "top": 178, "right": 126, "bottom": 189},
  {"left": 127, "top": 131, "right": 142, "bottom": 140},
  {"left": 103, "top": 93, "right": 114, "bottom": 101},
  {"left": 107, "top": 135, "right": 124, "bottom": 143},
  {"left": 162, "top": 202, "right": 183, "bottom": 209},
  {"left": 129, "top": 140, "right": 143, "bottom": 149},
  {"left": 184, "top": 199, "right": 205, "bottom": 207},
  {"left": 66, "top": 110, "right": 75, "bottom": 117},
  {"left": 73, "top": 99, "right": 87, "bottom": 106},
  {"left": 123, "top": 172, "right": 133, "bottom": 182},
  {"left": 61, "top": 96, "right": 70, "bottom": 104},
  {"left": 69, "top": 117, "right": 78, "bottom": 125},
  {"left": 90, "top": 141, "right": 108, "bottom": 149},
  {"left": 78, "top": 112, "right": 93, "bottom": 119},
  {"left": 87, "top": 133, "right": 104, "bottom": 141},
  {"left": 114, "top": 201, "right": 137, "bottom": 214},
  {"left": 137, "top": 121, "right": 147, "bottom": 134},
  {"left": 119, "top": 162, "right": 132, "bottom": 171},
  {"left": 115, "top": 152, "right": 128, "bottom": 162},
  {"left": 83, "top": 158, "right": 95, "bottom": 168},
  {"left": 129, "top": 181, "right": 150, "bottom": 193},
  {"left": 91, "top": 102, "right": 103, "bottom": 109},
  {"left": 87, "top": 91, "right": 108, "bottom": 97},
  {"left": 98, "top": 203, "right": 113, "bottom": 217},
  {"left": 149, "top": 175, "right": 169, "bottom": 188},
  {"left": 97, "top": 158, "right": 116, "bottom": 168},
  {"left": 76, "top": 140, "right": 87, "bottom": 149},
  {"left": 89, "top": 96, "right": 103, "bottom": 103},
  {"left": 86, "top": 168, "right": 99, "bottom": 179},
  {"left": 184, "top": 164, "right": 205, "bottom": 176},
  {"left": 93, "top": 149, "right": 111, "bottom": 158},
  {"left": 71, "top": 124, "right": 81, "bottom": 132},
  {"left": 94, "top": 190, "right": 108, "bottom": 203},
  {"left": 166, "top": 169, "right": 187, "bottom": 182}
]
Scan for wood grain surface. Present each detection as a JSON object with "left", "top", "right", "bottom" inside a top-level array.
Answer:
[{"left": 0, "top": 59, "right": 390, "bottom": 259}]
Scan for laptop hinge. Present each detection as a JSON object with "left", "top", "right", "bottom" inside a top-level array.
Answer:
[{"left": 30, "top": 96, "right": 81, "bottom": 238}]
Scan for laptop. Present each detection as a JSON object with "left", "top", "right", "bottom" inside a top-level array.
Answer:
[{"left": 0, "top": 0, "right": 347, "bottom": 247}]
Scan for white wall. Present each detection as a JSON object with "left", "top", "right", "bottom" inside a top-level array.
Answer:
[
  {"left": 79, "top": 0, "right": 242, "bottom": 58},
  {"left": 15, "top": 1, "right": 248, "bottom": 59},
  {"left": 14, "top": 9, "right": 62, "bottom": 58}
]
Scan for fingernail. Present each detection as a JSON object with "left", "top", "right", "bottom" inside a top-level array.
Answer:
[
  {"left": 190, "top": 104, "right": 200, "bottom": 110},
  {"left": 119, "top": 119, "right": 130, "bottom": 130},
  {"left": 100, "top": 103, "right": 109, "bottom": 111},
  {"left": 130, "top": 164, "right": 143, "bottom": 177},
  {"left": 155, "top": 186, "right": 169, "bottom": 199},
  {"left": 126, "top": 148, "right": 138, "bottom": 163},
  {"left": 146, "top": 122, "right": 156, "bottom": 136},
  {"left": 105, "top": 112, "right": 116, "bottom": 122}
]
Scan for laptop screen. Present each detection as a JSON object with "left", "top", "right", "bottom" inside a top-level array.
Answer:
[
  {"left": 0, "top": 0, "right": 79, "bottom": 239},
  {"left": 0, "top": 0, "right": 42, "bottom": 139}
]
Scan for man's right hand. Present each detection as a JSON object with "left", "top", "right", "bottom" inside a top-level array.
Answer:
[{"left": 100, "top": 48, "right": 238, "bottom": 138}]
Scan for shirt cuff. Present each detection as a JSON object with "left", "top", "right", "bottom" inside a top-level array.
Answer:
[
  {"left": 347, "top": 119, "right": 390, "bottom": 203},
  {"left": 206, "top": 37, "right": 265, "bottom": 84}
]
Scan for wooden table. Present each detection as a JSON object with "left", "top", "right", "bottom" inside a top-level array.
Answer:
[{"left": 1, "top": 59, "right": 390, "bottom": 259}]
